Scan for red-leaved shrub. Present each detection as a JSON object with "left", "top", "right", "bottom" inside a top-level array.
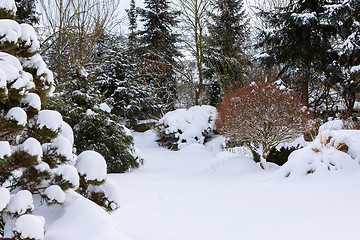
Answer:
[{"left": 215, "top": 82, "right": 312, "bottom": 168}]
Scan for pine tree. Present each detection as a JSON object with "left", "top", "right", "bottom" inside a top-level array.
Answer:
[
  {"left": 206, "top": 0, "right": 250, "bottom": 100},
  {"left": 0, "top": 1, "right": 119, "bottom": 238},
  {"left": 138, "top": 0, "right": 180, "bottom": 111},
  {"left": 15, "top": 0, "right": 38, "bottom": 24},
  {"left": 256, "top": 0, "right": 340, "bottom": 107}
]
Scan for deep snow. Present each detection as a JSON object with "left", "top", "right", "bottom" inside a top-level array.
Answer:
[{"left": 110, "top": 130, "right": 360, "bottom": 240}]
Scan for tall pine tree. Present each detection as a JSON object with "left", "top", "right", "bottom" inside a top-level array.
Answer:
[
  {"left": 205, "top": 0, "right": 249, "bottom": 103},
  {"left": 138, "top": 0, "right": 180, "bottom": 112}
]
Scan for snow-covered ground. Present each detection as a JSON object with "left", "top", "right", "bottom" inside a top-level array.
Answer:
[{"left": 110, "top": 130, "right": 360, "bottom": 240}]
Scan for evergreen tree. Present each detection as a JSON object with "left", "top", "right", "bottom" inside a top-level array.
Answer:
[
  {"left": 205, "top": 0, "right": 250, "bottom": 100},
  {"left": 138, "top": 0, "right": 180, "bottom": 111},
  {"left": 256, "top": 0, "right": 340, "bottom": 107},
  {"left": 326, "top": 0, "right": 360, "bottom": 115},
  {"left": 0, "top": 2, "right": 118, "bottom": 238},
  {"left": 15, "top": 0, "right": 38, "bottom": 24},
  {"left": 95, "top": 33, "right": 155, "bottom": 127},
  {"left": 126, "top": 0, "right": 138, "bottom": 50}
]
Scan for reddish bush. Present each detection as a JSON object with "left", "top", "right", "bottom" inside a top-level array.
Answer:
[{"left": 215, "top": 82, "right": 312, "bottom": 168}]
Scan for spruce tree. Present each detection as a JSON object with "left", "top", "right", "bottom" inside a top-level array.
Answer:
[
  {"left": 95, "top": 33, "right": 155, "bottom": 127},
  {"left": 206, "top": 0, "right": 249, "bottom": 100},
  {"left": 138, "top": 0, "right": 180, "bottom": 111},
  {"left": 15, "top": 0, "right": 38, "bottom": 24},
  {"left": 126, "top": 0, "right": 138, "bottom": 50},
  {"left": 256, "top": 0, "right": 339, "bottom": 107}
]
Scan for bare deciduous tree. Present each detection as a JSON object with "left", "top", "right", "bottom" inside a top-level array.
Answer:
[
  {"left": 39, "top": 0, "right": 120, "bottom": 85},
  {"left": 176, "top": 0, "right": 212, "bottom": 105}
]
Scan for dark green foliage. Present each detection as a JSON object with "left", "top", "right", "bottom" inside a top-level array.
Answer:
[
  {"left": 205, "top": 0, "right": 249, "bottom": 98},
  {"left": 45, "top": 75, "right": 143, "bottom": 173},
  {"left": 75, "top": 114, "right": 142, "bottom": 173},
  {"left": 325, "top": 0, "right": 360, "bottom": 116},
  {"left": 267, "top": 145, "right": 301, "bottom": 166},
  {"left": 15, "top": 0, "right": 38, "bottom": 24},
  {"left": 137, "top": 0, "right": 181, "bottom": 110},
  {"left": 256, "top": 0, "right": 341, "bottom": 107}
]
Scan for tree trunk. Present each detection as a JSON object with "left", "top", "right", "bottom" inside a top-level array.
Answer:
[{"left": 302, "top": 73, "right": 310, "bottom": 107}]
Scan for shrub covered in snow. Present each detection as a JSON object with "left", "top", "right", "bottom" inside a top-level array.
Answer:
[
  {"left": 277, "top": 129, "right": 360, "bottom": 178},
  {"left": 215, "top": 82, "right": 312, "bottom": 169},
  {"left": 157, "top": 105, "right": 217, "bottom": 150},
  {"left": 0, "top": 3, "right": 121, "bottom": 238}
]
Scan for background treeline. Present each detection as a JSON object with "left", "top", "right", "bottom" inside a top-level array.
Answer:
[{"left": 15, "top": 0, "right": 360, "bottom": 171}]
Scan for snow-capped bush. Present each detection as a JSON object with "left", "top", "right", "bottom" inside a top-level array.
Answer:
[
  {"left": 215, "top": 82, "right": 312, "bottom": 169},
  {"left": 13, "top": 214, "right": 45, "bottom": 240},
  {"left": 76, "top": 151, "right": 120, "bottom": 211},
  {"left": 8, "top": 190, "right": 34, "bottom": 215},
  {"left": 158, "top": 105, "right": 217, "bottom": 150},
  {"left": 76, "top": 150, "right": 107, "bottom": 182},
  {"left": 44, "top": 185, "right": 66, "bottom": 204},
  {"left": 277, "top": 130, "right": 360, "bottom": 178}
]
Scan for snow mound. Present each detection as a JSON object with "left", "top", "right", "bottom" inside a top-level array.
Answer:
[
  {"left": 276, "top": 130, "right": 360, "bottom": 179},
  {"left": 43, "top": 191, "right": 131, "bottom": 240},
  {"left": 319, "top": 120, "right": 343, "bottom": 132},
  {"left": 158, "top": 105, "right": 216, "bottom": 149},
  {"left": 14, "top": 214, "right": 45, "bottom": 240},
  {"left": 179, "top": 143, "right": 208, "bottom": 152},
  {"left": 212, "top": 156, "right": 262, "bottom": 174},
  {"left": 76, "top": 151, "right": 107, "bottom": 181}
]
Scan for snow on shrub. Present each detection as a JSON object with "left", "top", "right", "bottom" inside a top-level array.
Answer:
[
  {"left": 5, "top": 107, "right": 27, "bottom": 126},
  {"left": 76, "top": 150, "right": 120, "bottom": 211},
  {"left": 76, "top": 150, "right": 107, "bottom": 182},
  {"left": 215, "top": 82, "right": 312, "bottom": 169},
  {"left": 44, "top": 185, "right": 66, "bottom": 204},
  {"left": 8, "top": 190, "right": 34, "bottom": 215},
  {"left": 158, "top": 105, "right": 217, "bottom": 150},
  {"left": 277, "top": 130, "right": 360, "bottom": 178},
  {"left": 13, "top": 214, "right": 45, "bottom": 240}
]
